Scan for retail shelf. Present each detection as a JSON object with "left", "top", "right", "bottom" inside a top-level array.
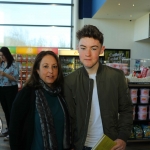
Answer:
[
  {"left": 128, "top": 82, "right": 150, "bottom": 87},
  {"left": 127, "top": 139, "right": 150, "bottom": 142},
  {"left": 129, "top": 82, "right": 150, "bottom": 142}
]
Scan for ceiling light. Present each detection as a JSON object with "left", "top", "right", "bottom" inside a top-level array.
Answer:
[
  {"left": 133, "top": 4, "right": 134, "bottom": 6},
  {"left": 130, "top": 15, "right": 132, "bottom": 17},
  {"left": 118, "top": 3, "right": 120, "bottom": 6}
]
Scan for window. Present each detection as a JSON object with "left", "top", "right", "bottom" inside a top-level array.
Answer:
[
  {"left": 0, "top": 0, "right": 73, "bottom": 48},
  {"left": 0, "top": 0, "right": 72, "bottom": 3}
]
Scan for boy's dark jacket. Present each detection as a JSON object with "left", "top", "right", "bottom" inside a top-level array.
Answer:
[{"left": 63, "top": 63, "right": 133, "bottom": 150}]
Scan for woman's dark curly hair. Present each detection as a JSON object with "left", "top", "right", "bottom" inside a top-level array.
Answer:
[
  {"left": 76, "top": 25, "right": 104, "bottom": 45},
  {"left": 25, "top": 51, "right": 63, "bottom": 89}
]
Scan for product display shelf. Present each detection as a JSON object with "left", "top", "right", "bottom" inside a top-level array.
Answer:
[
  {"left": 127, "top": 138, "right": 150, "bottom": 142},
  {"left": 128, "top": 82, "right": 150, "bottom": 142},
  {"left": 16, "top": 54, "right": 34, "bottom": 90},
  {"left": 59, "top": 56, "right": 83, "bottom": 76}
]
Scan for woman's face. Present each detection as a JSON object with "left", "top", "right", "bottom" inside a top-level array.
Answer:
[
  {"left": 0, "top": 52, "right": 6, "bottom": 62},
  {"left": 37, "top": 55, "right": 58, "bottom": 87}
]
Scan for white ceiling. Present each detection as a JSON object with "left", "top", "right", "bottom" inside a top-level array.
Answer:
[{"left": 93, "top": 0, "right": 150, "bottom": 20}]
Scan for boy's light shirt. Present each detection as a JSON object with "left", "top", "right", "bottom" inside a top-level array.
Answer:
[{"left": 85, "top": 73, "right": 104, "bottom": 147}]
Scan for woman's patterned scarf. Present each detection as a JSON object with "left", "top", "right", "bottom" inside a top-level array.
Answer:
[{"left": 35, "top": 79, "right": 61, "bottom": 150}]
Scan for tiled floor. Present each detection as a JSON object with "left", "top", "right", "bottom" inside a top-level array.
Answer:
[{"left": 0, "top": 104, "right": 150, "bottom": 150}]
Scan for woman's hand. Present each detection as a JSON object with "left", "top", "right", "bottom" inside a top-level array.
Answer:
[
  {"left": 111, "top": 139, "right": 126, "bottom": 150},
  {"left": 0, "top": 71, "right": 7, "bottom": 77},
  {"left": 0, "top": 71, "right": 5, "bottom": 76},
  {"left": 0, "top": 71, "right": 16, "bottom": 81}
]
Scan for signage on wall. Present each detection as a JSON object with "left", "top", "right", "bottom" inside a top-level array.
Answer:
[
  {"left": 103, "top": 49, "right": 131, "bottom": 75},
  {"left": 16, "top": 47, "right": 37, "bottom": 54},
  {"left": 37, "top": 47, "right": 58, "bottom": 55},
  {"left": 1, "top": 46, "right": 58, "bottom": 55},
  {"left": 8, "top": 46, "right": 16, "bottom": 54},
  {"left": 104, "top": 49, "right": 130, "bottom": 63}
]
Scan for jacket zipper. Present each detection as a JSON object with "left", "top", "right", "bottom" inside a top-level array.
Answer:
[{"left": 80, "top": 79, "right": 91, "bottom": 149}]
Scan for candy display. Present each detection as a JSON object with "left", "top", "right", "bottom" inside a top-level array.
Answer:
[
  {"left": 14, "top": 54, "right": 35, "bottom": 90},
  {"left": 126, "top": 59, "right": 150, "bottom": 82},
  {"left": 128, "top": 83, "right": 150, "bottom": 143},
  {"left": 134, "top": 125, "right": 143, "bottom": 139},
  {"left": 129, "top": 125, "right": 150, "bottom": 139},
  {"left": 142, "top": 125, "right": 150, "bottom": 138}
]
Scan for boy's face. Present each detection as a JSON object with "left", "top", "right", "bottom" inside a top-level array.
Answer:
[{"left": 77, "top": 37, "right": 105, "bottom": 71}]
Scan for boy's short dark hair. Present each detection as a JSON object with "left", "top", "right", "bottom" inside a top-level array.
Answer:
[{"left": 76, "top": 25, "right": 104, "bottom": 45}]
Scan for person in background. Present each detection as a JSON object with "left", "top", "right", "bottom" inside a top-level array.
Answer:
[
  {"left": 9, "top": 51, "right": 71, "bottom": 150},
  {"left": 0, "top": 55, "right": 2, "bottom": 63},
  {"left": 63, "top": 25, "right": 133, "bottom": 150},
  {"left": 0, "top": 46, "right": 19, "bottom": 141}
]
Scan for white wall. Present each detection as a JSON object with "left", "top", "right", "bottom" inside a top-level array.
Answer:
[
  {"left": 73, "top": 18, "right": 150, "bottom": 59},
  {"left": 132, "top": 39, "right": 150, "bottom": 59},
  {"left": 134, "top": 13, "right": 149, "bottom": 41}
]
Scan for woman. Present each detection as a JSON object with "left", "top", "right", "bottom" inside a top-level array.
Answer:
[
  {"left": 9, "top": 51, "right": 71, "bottom": 150},
  {"left": 0, "top": 47, "right": 19, "bottom": 141}
]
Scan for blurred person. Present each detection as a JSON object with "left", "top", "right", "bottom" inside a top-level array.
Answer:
[
  {"left": 0, "top": 46, "right": 19, "bottom": 141},
  {"left": 63, "top": 25, "right": 133, "bottom": 150},
  {"left": 0, "top": 55, "right": 2, "bottom": 63},
  {"left": 9, "top": 51, "right": 71, "bottom": 150}
]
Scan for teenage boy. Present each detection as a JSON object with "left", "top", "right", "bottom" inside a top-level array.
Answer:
[{"left": 63, "top": 25, "right": 133, "bottom": 150}]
